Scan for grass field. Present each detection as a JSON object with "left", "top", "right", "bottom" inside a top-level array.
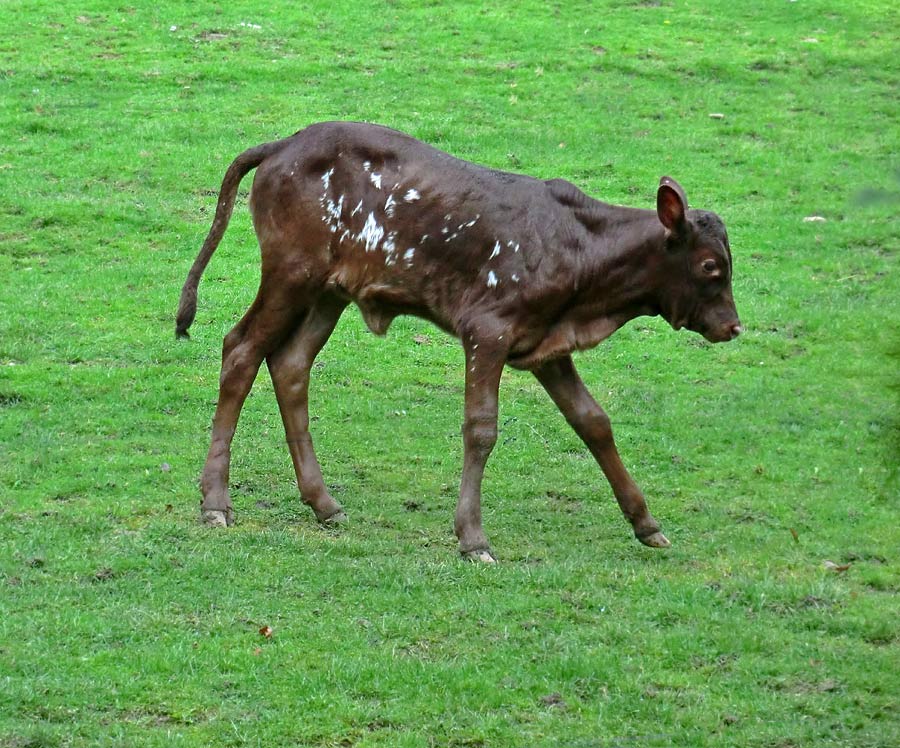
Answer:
[{"left": 1, "top": 1, "right": 898, "bottom": 746}]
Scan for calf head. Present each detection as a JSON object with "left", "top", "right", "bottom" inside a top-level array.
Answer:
[{"left": 655, "top": 177, "right": 742, "bottom": 343}]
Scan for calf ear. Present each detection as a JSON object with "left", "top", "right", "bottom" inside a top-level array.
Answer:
[{"left": 657, "top": 176, "right": 688, "bottom": 235}]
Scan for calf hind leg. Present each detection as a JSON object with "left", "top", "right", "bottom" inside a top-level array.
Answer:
[
  {"left": 266, "top": 294, "right": 348, "bottom": 523},
  {"left": 199, "top": 285, "right": 306, "bottom": 527}
]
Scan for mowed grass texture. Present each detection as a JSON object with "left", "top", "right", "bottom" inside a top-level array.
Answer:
[{"left": 1, "top": 1, "right": 898, "bottom": 746}]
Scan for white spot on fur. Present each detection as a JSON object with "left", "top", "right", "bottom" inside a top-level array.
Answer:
[
  {"left": 321, "top": 194, "right": 344, "bottom": 233},
  {"left": 357, "top": 212, "right": 384, "bottom": 252},
  {"left": 351, "top": 199, "right": 364, "bottom": 216},
  {"left": 419, "top": 234, "right": 429, "bottom": 244},
  {"left": 382, "top": 232, "right": 398, "bottom": 265},
  {"left": 370, "top": 172, "right": 382, "bottom": 189},
  {"left": 489, "top": 241, "right": 501, "bottom": 260},
  {"left": 318, "top": 167, "right": 344, "bottom": 232},
  {"left": 384, "top": 194, "right": 396, "bottom": 217},
  {"left": 404, "top": 188, "right": 421, "bottom": 202},
  {"left": 507, "top": 240, "right": 520, "bottom": 252},
  {"left": 363, "top": 161, "right": 371, "bottom": 172},
  {"left": 486, "top": 271, "right": 498, "bottom": 288},
  {"left": 511, "top": 273, "right": 520, "bottom": 283},
  {"left": 464, "top": 215, "right": 480, "bottom": 228},
  {"left": 445, "top": 232, "right": 459, "bottom": 242},
  {"left": 403, "top": 248, "right": 415, "bottom": 266}
]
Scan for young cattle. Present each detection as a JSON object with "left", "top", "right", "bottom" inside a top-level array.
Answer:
[{"left": 177, "top": 121, "right": 741, "bottom": 562}]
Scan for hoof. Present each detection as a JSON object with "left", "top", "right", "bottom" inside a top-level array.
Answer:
[
  {"left": 638, "top": 531, "right": 671, "bottom": 548},
  {"left": 319, "top": 510, "right": 348, "bottom": 526},
  {"left": 200, "top": 509, "right": 229, "bottom": 528},
  {"left": 461, "top": 548, "right": 497, "bottom": 563}
]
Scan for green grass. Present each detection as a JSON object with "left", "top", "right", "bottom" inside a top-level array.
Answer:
[{"left": 1, "top": 1, "right": 898, "bottom": 746}]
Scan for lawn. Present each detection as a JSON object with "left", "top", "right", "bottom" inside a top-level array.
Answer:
[{"left": 0, "top": 1, "right": 897, "bottom": 746}]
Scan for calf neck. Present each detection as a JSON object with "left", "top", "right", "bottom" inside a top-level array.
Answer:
[{"left": 177, "top": 122, "right": 741, "bottom": 561}]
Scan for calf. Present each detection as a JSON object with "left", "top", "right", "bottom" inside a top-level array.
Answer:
[{"left": 176, "top": 121, "right": 741, "bottom": 561}]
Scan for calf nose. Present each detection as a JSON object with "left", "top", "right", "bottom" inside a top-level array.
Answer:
[{"left": 729, "top": 323, "right": 742, "bottom": 339}]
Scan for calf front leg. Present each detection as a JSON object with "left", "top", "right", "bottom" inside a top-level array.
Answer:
[
  {"left": 533, "top": 356, "right": 670, "bottom": 548},
  {"left": 455, "top": 334, "right": 508, "bottom": 562}
]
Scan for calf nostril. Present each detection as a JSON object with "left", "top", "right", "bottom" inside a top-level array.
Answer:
[{"left": 730, "top": 324, "right": 743, "bottom": 339}]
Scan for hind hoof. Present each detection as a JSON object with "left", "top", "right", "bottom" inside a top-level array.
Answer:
[
  {"left": 462, "top": 548, "right": 497, "bottom": 563},
  {"left": 200, "top": 510, "right": 229, "bottom": 528},
  {"left": 638, "top": 531, "right": 671, "bottom": 548}
]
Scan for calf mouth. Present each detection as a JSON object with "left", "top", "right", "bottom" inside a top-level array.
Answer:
[{"left": 702, "top": 322, "right": 743, "bottom": 343}]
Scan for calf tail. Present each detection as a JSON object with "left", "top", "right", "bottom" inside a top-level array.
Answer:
[{"left": 175, "top": 137, "right": 292, "bottom": 339}]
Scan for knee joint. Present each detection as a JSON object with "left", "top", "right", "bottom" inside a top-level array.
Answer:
[
  {"left": 463, "top": 418, "right": 497, "bottom": 455},
  {"left": 222, "top": 329, "right": 243, "bottom": 358},
  {"left": 580, "top": 409, "right": 613, "bottom": 444}
]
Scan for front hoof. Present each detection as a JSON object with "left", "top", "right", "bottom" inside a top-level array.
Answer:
[
  {"left": 318, "top": 509, "right": 348, "bottom": 525},
  {"left": 638, "top": 531, "right": 671, "bottom": 548},
  {"left": 200, "top": 509, "right": 230, "bottom": 528},
  {"left": 461, "top": 548, "right": 497, "bottom": 563}
]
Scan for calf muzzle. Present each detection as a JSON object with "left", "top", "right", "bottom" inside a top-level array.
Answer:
[{"left": 703, "top": 320, "right": 742, "bottom": 343}]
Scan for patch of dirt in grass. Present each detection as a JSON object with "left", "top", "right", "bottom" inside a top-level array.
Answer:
[
  {"left": 105, "top": 706, "right": 215, "bottom": 727},
  {"left": 546, "top": 490, "right": 582, "bottom": 513},
  {"left": 91, "top": 567, "right": 115, "bottom": 583},
  {"left": 771, "top": 677, "right": 841, "bottom": 695},
  {"left": 764, "top": 594, "right": 841, "bottom": 617},
  {"left": 0, "top": 393, "right": 25, "bottom": 407},
  {"left": 196, "top": 30, "right": 228, "bottom": 42},
  {"left": 539, "top": 692, "right": 568, "bottom": 709},
  {"left": 1, "top": 732, "right": 62, "bottom": 748},
  {"left": 862, "top": 626, "right": 898, "bottom": 647},
  {"left": 726, "top": 505, "right": 777, "bottom": 526}
]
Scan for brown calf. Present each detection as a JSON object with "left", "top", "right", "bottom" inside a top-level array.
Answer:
[{"left": 177, "top": 122, "right": 741, "bottom": 561}]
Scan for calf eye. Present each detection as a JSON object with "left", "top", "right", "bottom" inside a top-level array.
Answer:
[{"left": 701, "top": 259, "right": 718, "bottom": 274}]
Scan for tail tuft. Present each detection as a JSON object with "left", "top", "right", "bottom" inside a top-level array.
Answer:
[
  {"left": 175, "top": 281, "right": 198, "bottom": 339},
  {"left": 174, "top": 135, "right": 293, "bottom": 341}
]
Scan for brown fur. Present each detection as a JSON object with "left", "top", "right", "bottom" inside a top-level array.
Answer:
[{"left": 178, "top": 122, "right": 741, "bottom": 558}]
